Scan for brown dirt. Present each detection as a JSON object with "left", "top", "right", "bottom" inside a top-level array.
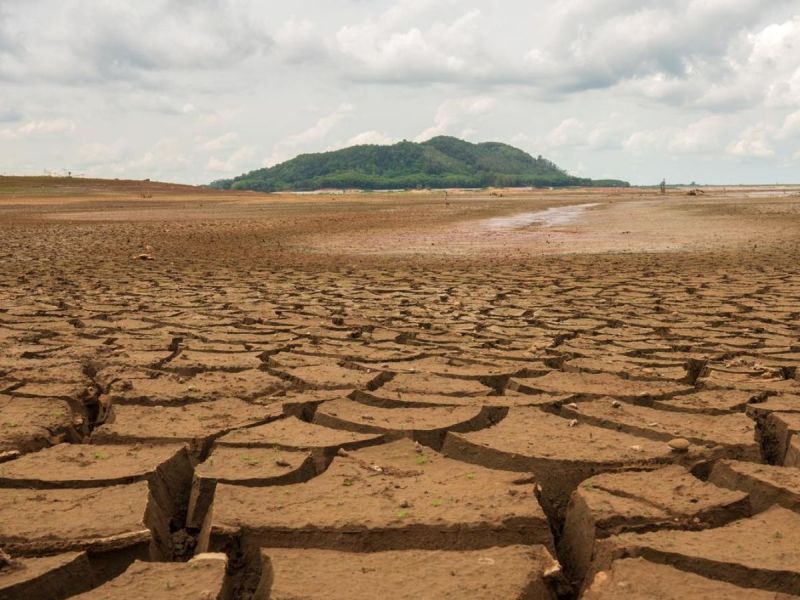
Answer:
[
  {"left": 214, "top": 414, "right": 385, "bottom": 452},
  {"left": 0, "top": 551, "right": 94, "bottom": 599},
  {"left": 195, "top": 446, "right": 316, "bottom": 486},
  {"left": 709, "top": 459, "right": 800, "bottom": 513},
  {"left": 0, "top": 482, "right": 154, "bottom": 555},
  {"left": 312, "top": 398, "right": 499, "bottom": 450},
  {"left": 0, "top": 442, "right": 189, "bottom": 488},
  {"left": 71, "top": 553, "right": 228, "bottom": 599},
  {"left": 588, "top": 506, "right": 800, "bottom": 595},
  {"left": 204, "top": 438, "right": 553, "bottom": 552},
  {"left": 559, "top": 397, "right": 758, "bottom": 458},
  {"left": 1, "top": 178, "right": 799, "bottom": 597},
  {"left": 559, "top": 465, "right": 750, "bottom": 582},
  {"left": 582, "top": 557, "right": 799, "bottom": 599},
  {"left": 262, "top": 545, "right": 561, "bottom": 600}
]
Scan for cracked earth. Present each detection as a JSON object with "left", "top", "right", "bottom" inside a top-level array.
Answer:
[{"left": 1, "top": 179, "right": 800, "bottom": 599}]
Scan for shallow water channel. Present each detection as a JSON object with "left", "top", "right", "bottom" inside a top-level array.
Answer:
[{"left": 483, "top": 203, "right": 599, "bottom": 230}]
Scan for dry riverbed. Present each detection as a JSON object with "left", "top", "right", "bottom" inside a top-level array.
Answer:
[{"left": 1, "top": 178, "right": 800, "bottom": 598}]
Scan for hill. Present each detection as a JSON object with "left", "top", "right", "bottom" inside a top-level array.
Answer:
[
  {"left": 210, "top": 136, "right": 629, "bottom": 192},
  {"left": 0, "top": 176, "right": 215, "bottom": 197}
]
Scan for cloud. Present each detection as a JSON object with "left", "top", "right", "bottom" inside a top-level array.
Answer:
[
  {"left": 200, "top": 132, "right": 239, "bottom": 151},
  {"left": 121, "top": 138, "right": 192, "bottom": 178},
  {"left": 778, "top": 110, "right": 800, "bottom": 140},
  {"left": 1, "top": 0, "right": 274, "bottom": 83},
  {"left": 415, "top": 96, "right": 495, "bottom": 141},
  {"left": 726, "top": 124, "right": 775, "bottom": 158},
  {"left": 624, "top": 128, "right": 671, "bottom": 153},
  {"left": 1, "top": 1, "right": 799, "bottom": 185},
  {"left": 206, "top": 145, "right": 257, "bottom": 173},
  {"left": 77, "top": 140, "right": 125, "bottom": 165},
  {"left": 265, "top": 103, "right": 354, "bottom": 166},
  {"left": 197, "top": 108, "right": 240, "bottom": 128},
  {"left": 113, "top": 93, "right": 198, "bottom": 115},
  {"left": 668, "top": 116, "right": 730, "bottom": 154},
  {"left": 0, "top": 118, "right": 76, "bottom": 139},
  {"left": 525, "top": 0, "right": 792, "bottom": 94},
  {"left": 542, "top": 116, "right": 625, "bottom": 151},
  {"left": 726, "top": 137, "right": 774, "bottom": 158},
  {"left": 545, "top": 118, "right": 586, "bottom": 147},
  {"left": 344, "top": 131, "right": 395, "bottom": 146},
  {"left": 755, "top": 17, "right": 800, "bottom": 108},
  {"left": 0, "top": 105, "right": 22, "bottom": 123},
  {"left": 336, "top": 6, "right": 489, "bottom": 82},
  {"left": 80, "top": 1, "right": 272, "bottom": 73},
  {"left": 274, "top": 19, "right": 327, "bottom": 64}
]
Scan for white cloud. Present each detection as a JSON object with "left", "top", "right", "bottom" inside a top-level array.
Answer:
[
  {"left": 543, "top": 117, "right": 623, "bottom": 151},
  {"left": 416, "top": 96, "right": 494, "bottom": 142},
  {"left": 274, "top": 18, "right": 326, "bottom": 64},
  {"left": 71, "top": 1, "right": 273, "bottom": 76},
  {"left": 344, "top": 131, "right": 395, "bottom": 146},
  {"left": 197, "top": 108, "right": 240, "bottom": 128},
  {"left": 0, "top": 118, "right": 76, "bottom": 139},
  {"left": 265, "top": 103, "right": 354, "bottom": 166},
  {"left": 726, "top": 138, "right": 774, "bottom": 158},
  {"left": 525, "top": 0, "right": 793, "bottom": 94},
  {"left": 0, "top": 1, "right": 274, "bottom": 83},
  {"left": 201, "top": 132, "right": 239, "bottom": 151},
  {"left": 206, "top": 145, "right": 257, "bottom": 174},
  {"left": 0, "top": 104, "right": 21, "bottom": 123},
  {"left": 624, "top": 128, "right": 671, "bottom": 153},
  {"left": 336, "top": 7, "right": 488, "bottom": 82},
  {"left": 128, "top": 138, "right": 190, "bottom": 172},
  {"left": 668, "top": 116, "right": 730, "bottom": 154},
  {"left": 778, "top": 110, "right": 800, "bottom": 139},
  {"left": 726, "top": 125, "right": 775, "bottom": 157},
  {"left": 545, "top": 118, "right": 586, "bottom": 147},
  {"left": 19, "top": 119, "right": 76, "bottom": 135},
  {"left": 77, "top": 140, "right": 125, "bottom": 164},
  {"left": 112, "top": 94, "right": 198, "bottom": 116}
]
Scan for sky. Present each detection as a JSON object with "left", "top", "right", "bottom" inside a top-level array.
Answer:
[{"left": 1, "top": 0, "right": 799, "bottom": 186}]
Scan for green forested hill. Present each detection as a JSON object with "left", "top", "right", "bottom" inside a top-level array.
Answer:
[{"left": 210, "top": 136, "right": 629, "bottom": 191}]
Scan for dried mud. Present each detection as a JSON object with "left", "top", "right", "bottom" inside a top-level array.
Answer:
[{"left": 1, "top": 180, "right": 799, "bottom": 598}]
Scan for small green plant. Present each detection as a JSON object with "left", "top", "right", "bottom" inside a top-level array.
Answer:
[
  {"left": 93, "top": 451, "right": 110, "bottom": 460},
  {"left": 395, "top": 510, "right": 408, "bottom": 519},
  {"left": 774, "top": 531, "right": 784, "bottom": 540},
  {"left": 466, "top": 472, "right": 476, "bottom": 480},
  {"left": 415, "top": 456, "right": 428, "bottom": 465},
  {"left": 431, "top": 499, "right": 444, "bottom": 507},
  {"left": 342, "top": 478, "right": 354, "bottom": 487}
]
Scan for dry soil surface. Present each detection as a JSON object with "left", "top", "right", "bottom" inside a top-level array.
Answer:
[{"left": 1, "top": 177, "right": 800, "bottom": 599}]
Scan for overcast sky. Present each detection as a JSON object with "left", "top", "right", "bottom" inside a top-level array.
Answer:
[{"left": 1, "top": 0, "right": 798, "bottom": 185}]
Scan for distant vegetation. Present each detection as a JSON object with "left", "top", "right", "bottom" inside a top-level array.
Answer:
[{"left": 210, "top": 136, "right": 629, "bottom": 192}]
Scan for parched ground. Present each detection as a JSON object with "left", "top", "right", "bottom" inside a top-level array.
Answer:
[{"left": 1, "top": 177, "right": 800, "bottom": 599}]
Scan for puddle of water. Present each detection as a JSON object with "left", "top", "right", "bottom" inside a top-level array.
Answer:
[{"left": 483, "top": 203, "right": 599, "bottom": 230}]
